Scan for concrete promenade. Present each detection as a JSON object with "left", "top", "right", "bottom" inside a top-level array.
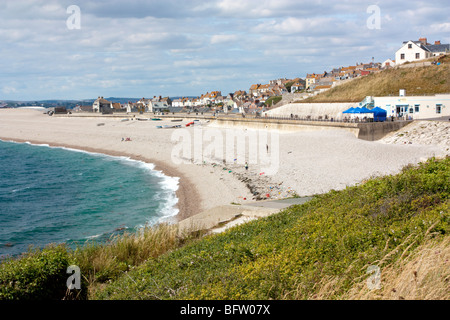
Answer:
[
  {"left": 57, "top": 112, "right": 413, "bottom": 141},
  {"left": 177, "top": 197, "right": 313, "bottom": 235}
]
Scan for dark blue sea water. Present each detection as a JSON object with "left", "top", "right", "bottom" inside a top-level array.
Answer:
[{"left": 0, "top": 139, "right": 179, "bottom": 259}]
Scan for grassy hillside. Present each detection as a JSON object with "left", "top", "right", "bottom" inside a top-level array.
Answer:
[
  {"left": 94, "top": 157, "right": 450, "bottom": 300},
  {"left": 301, "top": 55, "right": 450, "bottom": 103},
  {"left": 1, "top": 157, "right": 449, "bottom": 300}
]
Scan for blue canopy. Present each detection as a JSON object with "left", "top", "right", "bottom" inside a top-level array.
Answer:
[
  {"left": 372, "top": 107, "right": 387, "bottom": 114},
  {"left": 343, "top": 107, "right": 357, "bottom": 113},
  {"left": 372, "top": 107, "right": 387, "bottom": 122},
  {"left": 358, "top": 107, "right": 374, "bottom": 114}
]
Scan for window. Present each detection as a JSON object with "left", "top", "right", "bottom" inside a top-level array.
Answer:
[
  {"left": 436, "top": 104, "right": 442, "bottom": 114},
  {"left": 408, "top": 44, "right": 412, "bottom": 49},
  {"left": 401, "top": 53, "right": 405, "bottom": 59},
  {"left": 415, "top": 105, "right": 420, "bottom": 113},
  {"left": 416, "top": 53, "right": 420, "bottom": 59},
  {"left": 409, "top": 107, "right": 414, "bottom": 114}
]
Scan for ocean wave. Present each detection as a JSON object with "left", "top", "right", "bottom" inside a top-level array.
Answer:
[
  {"left": 24, "top": 141, "right": 50, "bottom": 147},
  {"left": 1, "top": 140, "right": 183, "bottom": 256},
  {"left": 11, "top": 186, "right": 30, "bottom": 193},
  {"left": 12, "top": 140, "right": 181, "bottom": 218}
]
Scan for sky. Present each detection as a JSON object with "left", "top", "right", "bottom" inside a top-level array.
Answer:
[{"left": 1, "top": 0, "right": 449, "bottom": 101}]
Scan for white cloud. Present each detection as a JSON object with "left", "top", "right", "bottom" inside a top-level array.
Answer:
[
  {"left": 210, "top": 34, "right": 238, "bottom": 44},
  {"left": 430, "top": 22, "right": 450, "bottom": 33},
  {"left": 2, "top": 86, "right": 18, "bottom": 94},
  {"left": 252, "top": 17, "right": 340, "bottom": 35},
  {"left": 1, "top": 0, "right": 450, "bottom": 100}
]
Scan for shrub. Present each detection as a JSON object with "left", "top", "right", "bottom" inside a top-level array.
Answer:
[
  {"left": 0, "top": 245, "right": 72, "bottom": 300},
  {"left": 265, "top": 96, "right": 282, "bottom": 106}
]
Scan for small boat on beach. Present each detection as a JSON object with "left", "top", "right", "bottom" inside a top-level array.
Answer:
[
  {"left": 136, "top": 118, "right": 148, "bottom": 121},
  {"left": 151, "top": 118, "right": 162, "bottom": 121},
  {"left": 171, "top": 119, "right": 182, "bottom": 122},
  {"left": 158, "top": 124, "right": 182, "bottom": 129}
]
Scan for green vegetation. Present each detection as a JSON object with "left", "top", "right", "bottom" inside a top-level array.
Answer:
[
  {"left": 265, "top": 96, "right": 282, "bottom": 107},
  {"left": 0, "top": 224, "right": 202, "bottom": 300},
  {"left": 284, "top": 81, "right": 296, "bottom": 93},
  {"left": 0, "top": 245, "right": 72, "bottom": 300},
  {"left": 301, "top": 54, "right": 450, "bottom": 103},
  {"left": 95, "top": 157, "right": 449, "bottom": 300},
  {"left": 1, "top": 157, "right": 449, "bottom": 300}
]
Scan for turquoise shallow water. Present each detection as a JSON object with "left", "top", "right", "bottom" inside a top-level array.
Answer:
[{"left": 0, "top": 140, "right": 179, "bottom": 259}]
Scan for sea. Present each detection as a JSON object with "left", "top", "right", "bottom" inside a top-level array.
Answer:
[{"left": 0, "top": 139, "right": 179, "bottom": 260}]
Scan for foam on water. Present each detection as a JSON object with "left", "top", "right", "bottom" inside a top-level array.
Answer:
[
  {"left": 31, "top": 142, "right": 181, "bottom": 222},
  {"left": 0, "top": 139, "right": 181, "bottom": 259}
]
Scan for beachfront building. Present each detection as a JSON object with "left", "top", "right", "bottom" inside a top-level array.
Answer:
[
  {"left": 136, "top": 98, "right": 152, "bottom": 112},
  {"left": 74, "top": 105, "right": 93, "bottom": 112},
  {"left": 372, "top": 92, "right": 450, "bottom": 120},
  {"left": 183, "top": 97, "right": 193, "bottom": 108},
  {"left": 92, "top": 97, "right": 113, "bottom": 113},
  {"left": 112, "top": 102, "right": 123, "bottom": 112},
  {"left": 198, "top": 91, "right": 221, "bottom": 106},
  {"left": 395, "top": 38, "right": 450, "bottom": 65},
  {"left": 171, "top": 98, "right": 183, "bottom": 107},
  {"left": 149, "top": 96, "right": 171, "bottom": 112},
  {"left": 126, "top": 102, "right": 139, "bottom": 113}
]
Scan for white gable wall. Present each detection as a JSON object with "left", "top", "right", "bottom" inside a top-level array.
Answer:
[{"left": 395, "top": 41, "right": 432, "bottom": 65}]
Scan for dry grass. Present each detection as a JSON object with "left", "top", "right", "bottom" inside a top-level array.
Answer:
[
  {"left": 301, "top": 55, "right": 450, "bottom": 103},
  {"left": 308, "top": 233, "right": 450, "bottom": 300},
  {"left": 72, "top": 223, "right": 201, "bottom": 298},
  {"left": 346, "top": 236, "right": 450, "bottom": 300}
]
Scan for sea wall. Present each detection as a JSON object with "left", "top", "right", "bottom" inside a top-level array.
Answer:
[
  {"left": 263, "top": 102, "right": 360, "bottom": 120},
  {"left": 209, "top": 118, "right": 361, "bottom": 136},
  {"left": 210, "top": 118, "right": 414, "bottom": 141},
  {"left": 58, "top": 112, "right": 411, "bottom": 141},
  {"left": 357, "top": 121, "right": 413, "bottom": 141}
]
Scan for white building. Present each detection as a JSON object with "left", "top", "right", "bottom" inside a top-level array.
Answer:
[
  {"left": 172, "top": 98, "right": 183, "bottom": 107},
  {"left": 373, "top": 92, "right": 450, "bottom": 120},
  {"left": 92, "top": 97, "right": 113, "bottom": 113},
  {"left": 149, "top": 96, "right": 171, "bottom": 111},
  {"left": 395, "top": 38, "right": 449, "bottom": 65},
  {"left": 137, "top": 98, "right": 153, "bottom": 112}
]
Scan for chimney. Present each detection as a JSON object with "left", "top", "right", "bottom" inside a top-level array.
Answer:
[
  {"left": 419, "top": 37, "right": 428, "bottom": 45},
  {"left": 435, "top": 40, "right": 441, "bottom": 45}
]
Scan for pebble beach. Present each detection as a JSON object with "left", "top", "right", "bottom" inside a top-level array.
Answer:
[{"left": 1, "top": 109, "right": 448, "bottom": 224}]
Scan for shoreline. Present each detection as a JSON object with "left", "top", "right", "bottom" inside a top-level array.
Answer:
[
  {"left": 1, "top": 109, "right": 448, "bottom": 231},
  {"left": 0, "top": 137, "right": 199, "bottom": 222}
]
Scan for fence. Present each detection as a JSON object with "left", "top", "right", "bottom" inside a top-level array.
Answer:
[{"left": 215, "top": 113, "right": 380, "bottom": 124}]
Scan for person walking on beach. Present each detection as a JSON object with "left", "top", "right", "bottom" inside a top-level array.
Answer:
[{"left": 245, "top": 162, "right": 248, "bottom": 171}]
